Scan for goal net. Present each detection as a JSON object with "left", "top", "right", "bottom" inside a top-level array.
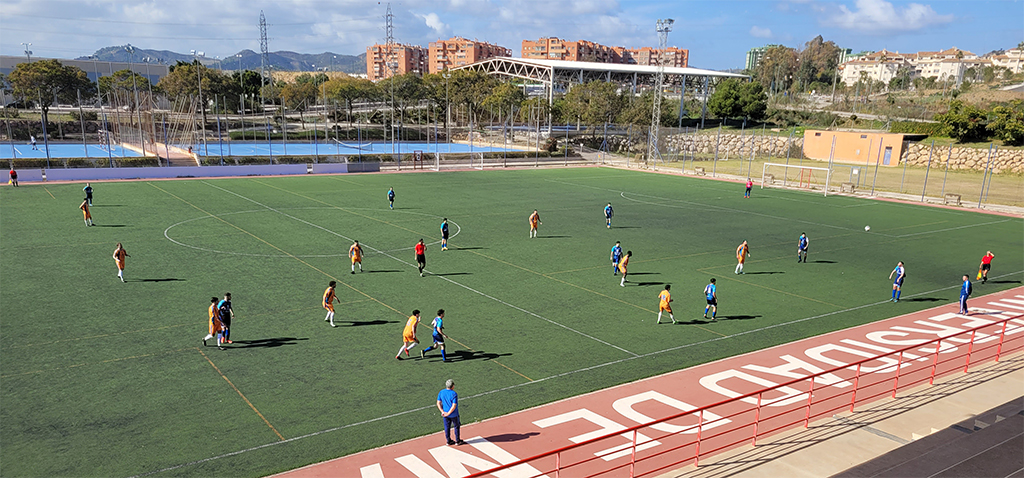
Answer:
[{"left": 761, "top": 162, "right": 834, "bottom": 197}]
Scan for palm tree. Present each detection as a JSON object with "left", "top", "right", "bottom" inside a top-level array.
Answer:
[
  {"left": 1016, "top": 41, "right": 1023, "bottom": 75},
  {"left": 955, "top": 49, "right": 965, "bottom": 87}
]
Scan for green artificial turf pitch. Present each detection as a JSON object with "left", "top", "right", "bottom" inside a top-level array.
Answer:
[{"left": 1, "top": 167, "right": 1021, "bottom": 477}]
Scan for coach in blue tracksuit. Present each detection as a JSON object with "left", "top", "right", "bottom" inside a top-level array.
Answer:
[{"left": 959, "top": 275, "right": 972, "bottom": 315}]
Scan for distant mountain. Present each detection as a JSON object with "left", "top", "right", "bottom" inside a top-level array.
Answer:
[{"left": 77, "top": 46, "right": 365, "bottom": 74}]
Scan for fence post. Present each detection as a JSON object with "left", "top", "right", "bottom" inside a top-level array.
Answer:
[
  {"left": 899, "top": 153, "right": 908, "bottom": 193},
  {"left": 995, "top": 320, "right": 1009, "bottom": 361},
  {"left": 804, "top": 378, "right": 816, "bottom": 428},
  {"left": 870, "top": 139, "right": 883, "bottom": 196},
  {"left": 930, "top": 339, "right": 943, "bottom": 385},
  {"left": 978, "top": 143, "right": 994, "bottom": 208},
  {"left": 712, "top": 125, "right": 721, "bottom": 177},
  {"left": 891, "top": 351, "right": 904, "bottom": 398},
  {"left": 983, "top": 145, "right": 997, "bottom": 203},
  {"left": 849, "top": 363, "right": 862, "bottom": 412},
  {"left": 940, "top": 145, "right": 951, "bottom": 198},
  {"left": 752, "top": 392, "right": 763, "bottom": 445},
  {"left": 783, "top": 129, "right": 794, "bottom": 187},
  {"left": 630, "top": 429, "right": 638, "bottom": 478},
  {"left": 964, "top": 330, "right": 978, "bottom": 373},
  {"left": 920, "top": 140, "right": 934, "bottom": 202},
  {"left": 694, "top": 409, "right": 704, "bottom": 466}
]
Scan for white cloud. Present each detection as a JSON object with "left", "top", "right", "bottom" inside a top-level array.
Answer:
[
  {"left": 826, "top": 0, "right": 954, "bottom": 33},
  {"left": 417, "top": 12, "right": 449, "bottom": 35},
  {"left": 750, "top": 26, "right": 774, "bottom": 38}
]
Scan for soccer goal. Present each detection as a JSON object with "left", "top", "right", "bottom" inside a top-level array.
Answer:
[{"left": 761, "top": 162, "right": 834, "bottom": 197}]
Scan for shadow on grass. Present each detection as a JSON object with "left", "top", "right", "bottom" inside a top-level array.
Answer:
[
  {"left": 338, "top": 320, "right": 397, "bottom": 327},
  {"left": 636, "top": 281, "right": 666, "bottom": 287},
  {"left": 445, "top": 350, "right": 512, "bottom": 362},
  {"left": 906, "top": 297, "right": 944, "bottom": 302},
  {"left": 612, "top": 226, "right": 642, "bottom": 229},
  {"left": 366, "top": 270, "right": 403, "bottom": 273},
  {"left": 990, "top": 280, "right": 1022, "bottom": 284},
  {"left": 746, "top": 271, "right": 784, "bottom": 275},
  {"left": 94, "top": 224, "right": 128, "bottom": 227},
  {"left": 482, "top": 432, "right": 540, "bottom": 443},
  {"left": 538, "top": 235, "right": 572, "bottom": 239},
  {"left": 134, "top": 278, "right": 186, "bottom": 282},
  {"left": 90, "top": 205, "right": 124, "bottom": 207},
  {"left": 433, "top": 272, "right": 472, "bottom": 277},
  {"left": 628, "top": 272, "right": 659, "bottom": 276},
  {"left": 451, "top": 246, "right": 487, "bottom": 251},
  {"left": 231, "top": 337, "right": 309, "bottom": 348},
  {"left": 717, "top": 314, "right": 763, "bottom": 321},
  {"left": 813, "top": 260, "right": 838, "bottom": 264},
  {"left": 674, "top": 319, "right": 714, "bottom": 325}
]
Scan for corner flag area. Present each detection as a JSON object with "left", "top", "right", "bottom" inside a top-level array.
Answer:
[{"left": 280, "top": 287, "right": 1024, "bottom": 478}]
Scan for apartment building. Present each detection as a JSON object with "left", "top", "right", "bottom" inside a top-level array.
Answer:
[
  {"left": 623, "top": 46, "right": 688, "bottom": 67},
  {"left": 366, "top": 43, "right": 427, "bottom": 81},
  {"left": 745, "top": 45, "right": 782, "bottom": 71},
  {"left": 987, "top": 47, "right": 1024, "bottom": 73},
  {"left": 429, "top": 37, "right": 511, "bottom": 72},
  {"left": 839, "top": 47, "right": 993, "bottom": 86}
]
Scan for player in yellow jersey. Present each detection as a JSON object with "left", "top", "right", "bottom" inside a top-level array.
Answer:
[
  {"left": 349, "top": 240, "right": 363, "bottom": 274},
  {"left": 80, "top": 198, "right": 93, "bottom": 226},
  {"left": 619, "top": 250, "right": 632, "bottom": 287},
  {"left": 735, "top": 241, "right": 750, "bottom": 274},
  {"left": 529, "top": 210, "right": 541, "bottom": 238},
  {"left": 113, "top": 243, "right": 130, "bottom": 282},
  {"left": 396, "top": 310, "right": 421, "bottom": 360},
  {"left": 203, "top": 297, "right": 226, "bottom": 350},
  {"left": 323, "top": 280, "right": 339, "bottom": 327},
  {"left": 658, "top": 285, "right": 675, "bottom": 324}
]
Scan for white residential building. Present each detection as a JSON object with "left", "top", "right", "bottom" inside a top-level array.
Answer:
[
  {"left": 839, "top": 47, "right": 999, "bottom": 87},
  {"left": 987, "top": 47, "right": 1024, "bottom": 74}
]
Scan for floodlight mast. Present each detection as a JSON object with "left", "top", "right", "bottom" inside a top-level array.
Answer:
[{"left": 647, "top": 18, "right": 673, "bottom": 167}]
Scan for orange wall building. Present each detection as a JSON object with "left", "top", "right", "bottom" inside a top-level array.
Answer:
[
  {"left": 803, "top": 130, "right": 906, "bottom": 167},
  {"left": 624, "top": 46, "right": 688, "bottom": 67},
  {"left": 366, "top": 43, "right": 427, "bottom": 81},
  {"left": 521, "top": 38, "right": 688, "bottom": 67},
  {"left": 428, "top": 37, "right": 511, "bottom": 72}
]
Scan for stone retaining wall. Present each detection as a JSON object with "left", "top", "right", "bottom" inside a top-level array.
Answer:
[{"left": 900, "top": 142, "right": 1023, "bottom": 174}]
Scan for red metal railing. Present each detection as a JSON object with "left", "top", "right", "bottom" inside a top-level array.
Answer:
[{"left": 467, "top": 313, "right": 1024, "bottom": 478}]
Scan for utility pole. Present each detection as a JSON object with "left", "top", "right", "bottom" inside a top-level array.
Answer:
[
  {"left": 259, "top": 10, "right": 270, "bottom": 108},
  {"left": 126, "top": 44, "right": 146, "bottom": 155},
  {"left": 647, "top": 18, "right": 673, "bottom": 167},
  {"left": 21, "top": 42, "right": 32, "bottom": 61},
  {"left": 191, "top": 50, "right": 208, "bottom": 156},
  {"left": 384, "top": 3, "right": 397, "bottom": 156}
]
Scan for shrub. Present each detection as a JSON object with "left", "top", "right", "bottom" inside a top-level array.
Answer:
[
  {"left": 69, "top": 110, "right": 98, "bottom": 121},
  {"left": 890, "top": 121, "right": 945, "bottom": 136},
  {"left": 935, "top": 100, "right": 988, "bottom": 143}
]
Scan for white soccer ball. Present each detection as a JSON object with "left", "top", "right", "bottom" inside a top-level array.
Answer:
[{"left": 864, "top": 226, "right": 871, "bottom": 231}]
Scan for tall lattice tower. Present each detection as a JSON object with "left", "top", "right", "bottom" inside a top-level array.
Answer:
[
  {"left": 259, "top": 11, "right": 270, "bottom": 96},
  {"left": 384, "top": 3, "right": 397, "bottom": 147},
  {"left": 647, "top": 18, "right": 674, "bottom": 167}
]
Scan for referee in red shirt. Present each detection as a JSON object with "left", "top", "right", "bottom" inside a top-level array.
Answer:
[
  {"left": 416, "top": 239, "right": 427, "bottom": 277},
  {"left": 979, "top": 251, "right": 995, "bottom": 284}
]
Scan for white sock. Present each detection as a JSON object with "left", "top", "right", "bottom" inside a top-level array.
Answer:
[
  {"left": 670, "top": 314, "right": 675, "bottom": 322},
  {"left": 620, "top": 277, "right": 625, "bottom": 286},
  {"left": 405, "top": 343, "right": 417, "bottom": 352},
  {"left": 351, "top": 264, "right": 355, "bottom": 272},
  {"left": 657, "top": 311, "right": 663, "bottom": 322},
  {"left": 397, "top": 345, "right": 406, "bottom": 356},
  {"left": 204, "top": 334, "right": 213, "bottom": 340},
  {"left": 358, "top": 264, "right": 362, "bottom": 271},
  {"left": 735, "top": 264, "right": 741, "bottom": 274}
]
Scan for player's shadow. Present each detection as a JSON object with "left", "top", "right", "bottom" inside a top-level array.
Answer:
[
  {"left": 482, "top": 432, "right": 540, "bottom": 443},
  {"left": 746, "top": 271, "right": 784, "bottom": 275},
  {"left": 232, "top": 337, "right": 308, "bottom": 348},
  {"left": 133, "top": 278, "right": 186, "bottom": 282},
  {"left": 366, "top": 270, "right": 403, "bottom": 273},
  {"left": 538, "top": 235, "right": 571, "bottom": 239},
  {"left": 813, "top": 260, "right": 837, "bottom": 264},
  {"left": 338, "top": 319, "right": 396, "bottom": 327},
  {"left": 446, "top": 350, "right": 512, "bottom": 362},
  {"left": 906, "top": 297, "right": 943, "bottom": 302},
  {"left": 94, "top": 224, "right": 128, "bottom": 227},
  {"left": 674, "top": 319, "right": 713, "bottom": 325},
  {"left": 90, "top": 204, "right": 124, "bottom": 207},
  {"left": 628, "top": 272, "right": 659, "bottom": 276},
  {"left": 717, "top": 314, "right": 762, "bottom": 321},
  {"left": 636, "top": 281, "right": 666, "bottom": 287},
  {"left": 990, "top": 280, "right": 1022, "bottom": 284},
  {"left": 434, "top": 272, "right": 472, "bottom": 276},
  {"left": 451, "top": 246, "right": 487, "bottom": 250},
  {"left": 612, "top": 226, "right": 642, "bottom": 229}
]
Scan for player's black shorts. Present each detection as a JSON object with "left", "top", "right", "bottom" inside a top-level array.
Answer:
[
  {"left": 894, "top": 278, "right": 904, "bottom": 287},
  {"left": 982, "top": 264, "right": 991, "bottom": 271},
  {"left": 442, "top": 231, "right": 449, "bottom": 239},
  {"left": 416, "top": 254, "right": 426, "bottom": 265},
  {"left": 706, "top": 298, "right": 717, "bottom": 306}
]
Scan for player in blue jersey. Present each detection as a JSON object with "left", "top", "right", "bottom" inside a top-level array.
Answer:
[
  {"left": 798, "top": 233, "right": 809, "bottom": 263},
  {"left": 703, "top": 279, "right": 717, "bottom": 321},
  {"left": 888, "top": 261, "right": 905, "bottom": 302},
  {"left": 959, "top": 275, "right": 972, "bottom": 315},
  {"left": 440, "top": 218, "right": 449, "bottom": 251},
  {"left": 387, "top": 187, "right": 395, "bottom": 209},
  {"left": 604, "top": 203, "right": 614, "bottom": 228},
  {"left": 610, "top": 241, "right": 623, "bottom": 275},
  {"left": 421, "top": 309, "right": 449, "bottom": 361}
]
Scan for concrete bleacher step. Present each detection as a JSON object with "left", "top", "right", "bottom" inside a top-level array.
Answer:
[
  {"left": 910, "top": 427, "right": 940, "bottom": 441},
  {"left": 834, "top": 396, "right": 1024, "bottom": 478}
]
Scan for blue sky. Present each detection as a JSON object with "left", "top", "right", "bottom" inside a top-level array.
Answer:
[{"left": 0, "top": 0, "right": 1021, "bottom": 70}]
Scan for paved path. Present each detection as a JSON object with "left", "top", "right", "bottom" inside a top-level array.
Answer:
[{"left": 276, "top": 287, "right": 1024, "bottom": 478}]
